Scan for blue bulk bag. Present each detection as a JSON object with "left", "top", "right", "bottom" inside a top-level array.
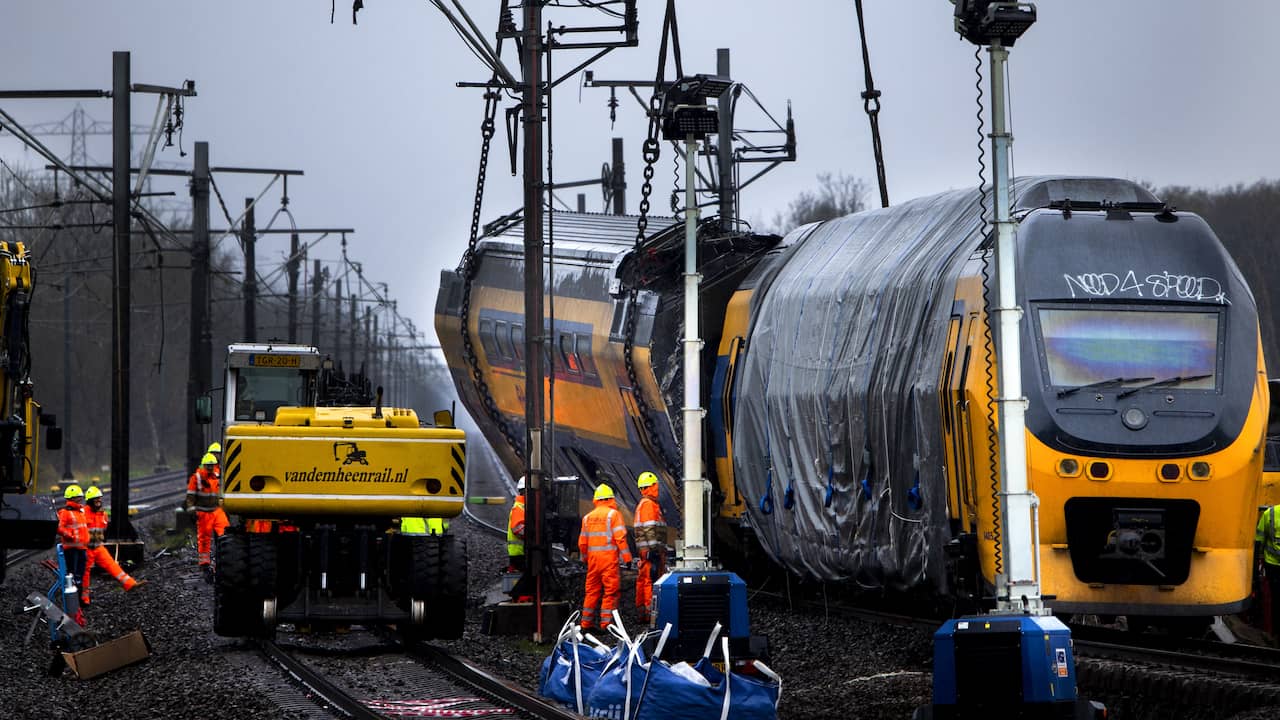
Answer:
[
  {"left": 586, "top": 625, "right": 666, "bottom": 719},
  {"left": 634, "top": 635, "right": 782, "bottom": 720},
  {"left": 538, "top": 613, "right": 613, "bottom": 714}
]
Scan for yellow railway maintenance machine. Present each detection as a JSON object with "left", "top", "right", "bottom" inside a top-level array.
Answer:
[
  {"left": 0, "top": 241, "right": 62, "bottom": 583},
  {"left": 202, "top": 343, "right": 468, "bottom": 639}
]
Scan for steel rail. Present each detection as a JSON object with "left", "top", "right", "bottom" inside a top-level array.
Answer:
[
  {"left": 407, "top": 642, "right": 583, "bottom": 720},
  {"left": 256, "top": 639, "right": 387, "bottom": 720}
]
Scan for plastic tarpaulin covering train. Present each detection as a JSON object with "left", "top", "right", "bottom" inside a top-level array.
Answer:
[{"left": 732, "top": 177, "right": 1156, "bottom": 590}]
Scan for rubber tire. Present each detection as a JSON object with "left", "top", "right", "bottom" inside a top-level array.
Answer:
[
  {"left": 214, "top": 533, "right": 271, "bottom": 638},
  {"left": 401, "top": 535, "right": 468, "bottom": 640},
  {"left": 426, "top": 535, "right": 467, "bottom": 640},
  {"left": 245, "top": 533, "right": 277, "bottom": 596},
  {"left": 213, "top": 533, "right": 251, "bottom": 637}
]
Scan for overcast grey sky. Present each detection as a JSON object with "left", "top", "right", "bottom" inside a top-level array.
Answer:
[{"left": 4, "top": 2, "right": 1277, "bottom": 346}]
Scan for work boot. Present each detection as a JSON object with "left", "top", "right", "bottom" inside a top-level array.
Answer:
[{"left": 200, "top": 565, "right": 214, "bottom": 584}]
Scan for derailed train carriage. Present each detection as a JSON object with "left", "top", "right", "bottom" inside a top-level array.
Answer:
[
  {"left": 436, "top": 176, "right": 1268, "bottom": 621},
  {"left": 435, "top": 212, "right": 782, "bottom": 540}
]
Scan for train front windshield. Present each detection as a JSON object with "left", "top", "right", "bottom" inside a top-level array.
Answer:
[
  {"left": 233, "top": 367, "right": 309, "bottom": 422},
  {"left": 1038, "top": 307, "right": 1219, "bottom": 390}
]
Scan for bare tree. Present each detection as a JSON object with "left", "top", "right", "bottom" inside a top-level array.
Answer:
[{"left": 772, "top": 172, "right": 868, "bottom": 233}]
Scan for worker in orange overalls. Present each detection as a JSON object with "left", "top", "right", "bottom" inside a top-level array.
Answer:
[
  {"left": 186, "top": 452, "right": 229, "bottom": 578},
  {"left": 57, "top": 485, "right": 90, "bottom": 598},
  {"left": 577, "top": 483, "right": 632, "bottom": 632},
  {"left": 81, "top": 486, "right": 144, "bottom": 604},
  {"left": 633, "top": 471, "right": 667, "bottom": 625}
]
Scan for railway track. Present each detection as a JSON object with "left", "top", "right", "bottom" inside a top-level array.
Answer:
[
  {"left": 751, "top": 586, "right": 1280, "bottom": 710},
  {"left": 4, "top": 469, "right": 188, "bottom": 571},
  {"left": 257, "top": 631, "right": 581, "bottom": 720}
]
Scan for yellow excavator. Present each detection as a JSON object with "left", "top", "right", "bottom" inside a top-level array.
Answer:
[
  {"left": 199, "top": 343, "right": 466, "bottom": 638},
  {"left": 0, "top": 242, "right": 61, "bottom": 584}
]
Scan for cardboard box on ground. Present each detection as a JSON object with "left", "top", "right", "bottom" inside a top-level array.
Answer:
[{"left": 61, "top": 629, "right": 151, "bottom": 679}]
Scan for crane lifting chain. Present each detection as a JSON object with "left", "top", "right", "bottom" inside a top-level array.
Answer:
[
  {"left": 625, "top": 0, "right": 685, "bottom": 483},
  {"left": 460, "top": 84, "right": 524, "bottom": 461},
  {"left": 854, "top": 0, "right": 890, "bottom": 208}
]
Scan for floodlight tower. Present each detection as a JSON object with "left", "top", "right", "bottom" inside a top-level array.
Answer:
[
  {"left": 651, "top": 74, "right": 768, "bottom": 664},
  {"left": 921, "top": 4, "right": 1103, "bottom": 719}
]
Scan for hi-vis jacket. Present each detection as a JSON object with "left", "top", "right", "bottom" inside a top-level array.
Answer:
[
  {"left": 1257, "top": 505, "right": 1280, "bottom": 567},
  {"left": 86, "top": 506, "right": 109, "bottom": 549},
  {"left": 634, "top": 493, "right": 665, "bottom": 555},
  {"left": 508, "top": 495, "right": 526, "bottom": 557},
  {"left": 57, "top": 501, "right": 89, "bottom": 549},
  {"left": 578, "top": 501, "right": 632, "bottom": 564},
  {"left": 186, "top": 467, "right": 220, "bottom": 512}
]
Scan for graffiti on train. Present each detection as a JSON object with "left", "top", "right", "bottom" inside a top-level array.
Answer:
[{"left": 1063, "top": 270, "right": 1227, "bottom": 303}]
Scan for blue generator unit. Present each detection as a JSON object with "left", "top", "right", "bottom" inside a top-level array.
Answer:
[
  {"left": 652, "top": 570, "right": 768, "bottom": 663},
  {"left": 922, "top": 614, "right": 1104, "bottom": 720}
]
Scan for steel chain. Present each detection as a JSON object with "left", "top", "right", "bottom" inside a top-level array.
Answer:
[
  {"left": 460, "top": 89, "right": 524, "bottom": 460},
  {"left": 626, "top": 94, "right": 681, "bottom": 481}
]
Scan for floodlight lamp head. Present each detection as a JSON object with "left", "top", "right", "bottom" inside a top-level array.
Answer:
[
  {"left": 660, "top": 74, "right": 730, "bottom": 141},
  {"left": 954, "top": 1, "right": 1037, "bottom": 47}
]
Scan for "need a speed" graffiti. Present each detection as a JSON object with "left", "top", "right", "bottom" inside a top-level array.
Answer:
[{"left": 1063, "top": 270, "right": 1227, "bottom": 303}]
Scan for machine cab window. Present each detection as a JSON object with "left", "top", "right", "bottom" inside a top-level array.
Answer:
[{"left": 223, "top": 344, "right": 322, "bottom": 426}]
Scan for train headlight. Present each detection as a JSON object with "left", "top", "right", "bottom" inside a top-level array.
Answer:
[
  {"left": 1087, "top": 461, "right": 1112, "bottom": 481},
  {"left": 1121, "top": 406, "right": 1148, "bottom": 430},
  {"left": 1187, "top": 461, "right": 1212, "bottom": 481},
  {"left": 1056, "top": 458, "right": 1081, "bottom": 477}
]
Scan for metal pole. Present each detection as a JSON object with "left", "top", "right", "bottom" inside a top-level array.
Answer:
[
  {"left": 62, "top": 272, "right": 73, "bottom": 481},
  {"left": 611, "top": 137, "right": 626, "bottom": 215},
  {"left": 287, "top": 232, "right": 300, "bottom": 343},
  {"left": 108, "top": 50, "right": 135, "bottom": 540},
  {"left": 334, "top": 278, "right": 343, "bottom": 368},
  {"left": 363, "top": 306, "right": 371, "bottom": 373},
  {"left": 678, "top": 133, "right": 707, "bottom": 569},
  {"left": 716, "top": 49, "right": 734, "bottom": 226},
  {"left": 187, "top": 141, "right": 211, "bottom": 472},
  {"left": 520, "top": 0, "right": 548, "bottom": 642},
  {"left": 242, "top": 198, "right": 257, "bottom": 343},
  {"left": 311, "top": 259, "right": 322, "bottom": 347},
  {"left": 371, "top": 312, "right": 379, "bottom": 382},
  {"left": 349, "top": 293, "right": 357, "bottom": 373},
  {"left": 988, "top": 41, "right": 1040, "bottom": 614}
]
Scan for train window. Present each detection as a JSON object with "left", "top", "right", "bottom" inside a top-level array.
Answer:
[
  {"left": 609, "top": 300, "right": 630, "bottom": 342},
  {"left": 575, "top": 333, "right": 596, "bottom": 376},
  {"left": 511, "top": 324, "right": 524, "bottom": 361},
  {"left": 494, "top": 320, "right": 511, "bottom": 360},
  {"left": 478, "top": 318, "right": 498, "bottom": 357},
  {"left": 560, "top": 333, "right": 581, "bottom": 374},
  {"left": 1038, "top": 308, "right": 1218, "bottom": 390},
  {"left": 1265, "top": 438, "right": 1280, "bottom": 472}
]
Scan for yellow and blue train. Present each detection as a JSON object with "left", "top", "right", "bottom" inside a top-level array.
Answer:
[{"left": 436, "top": 176, "right": 1268, "bottom": 622}]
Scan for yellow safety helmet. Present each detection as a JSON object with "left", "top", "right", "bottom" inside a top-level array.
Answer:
[
  {"left": 85, "top": 486, "right": 103, "bottom": 501},
  {"left": 207, "top": 442, "right": 222, "bottom": 454},
  {"left": 201, "top": 452, "right": 218, "bottom": 466},
  {"left": 64, "top": 484, "right": 84, "bottom": 500},
  {"left": 593, "top": 484, "right": 615, "bottom": 502},
  {"left": 637, "top": 471, "right": 658, "bottom": 489}
]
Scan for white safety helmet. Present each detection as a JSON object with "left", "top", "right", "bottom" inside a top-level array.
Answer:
[{"left": 516, "top": 476, "right": 526, "bottom": 492}]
